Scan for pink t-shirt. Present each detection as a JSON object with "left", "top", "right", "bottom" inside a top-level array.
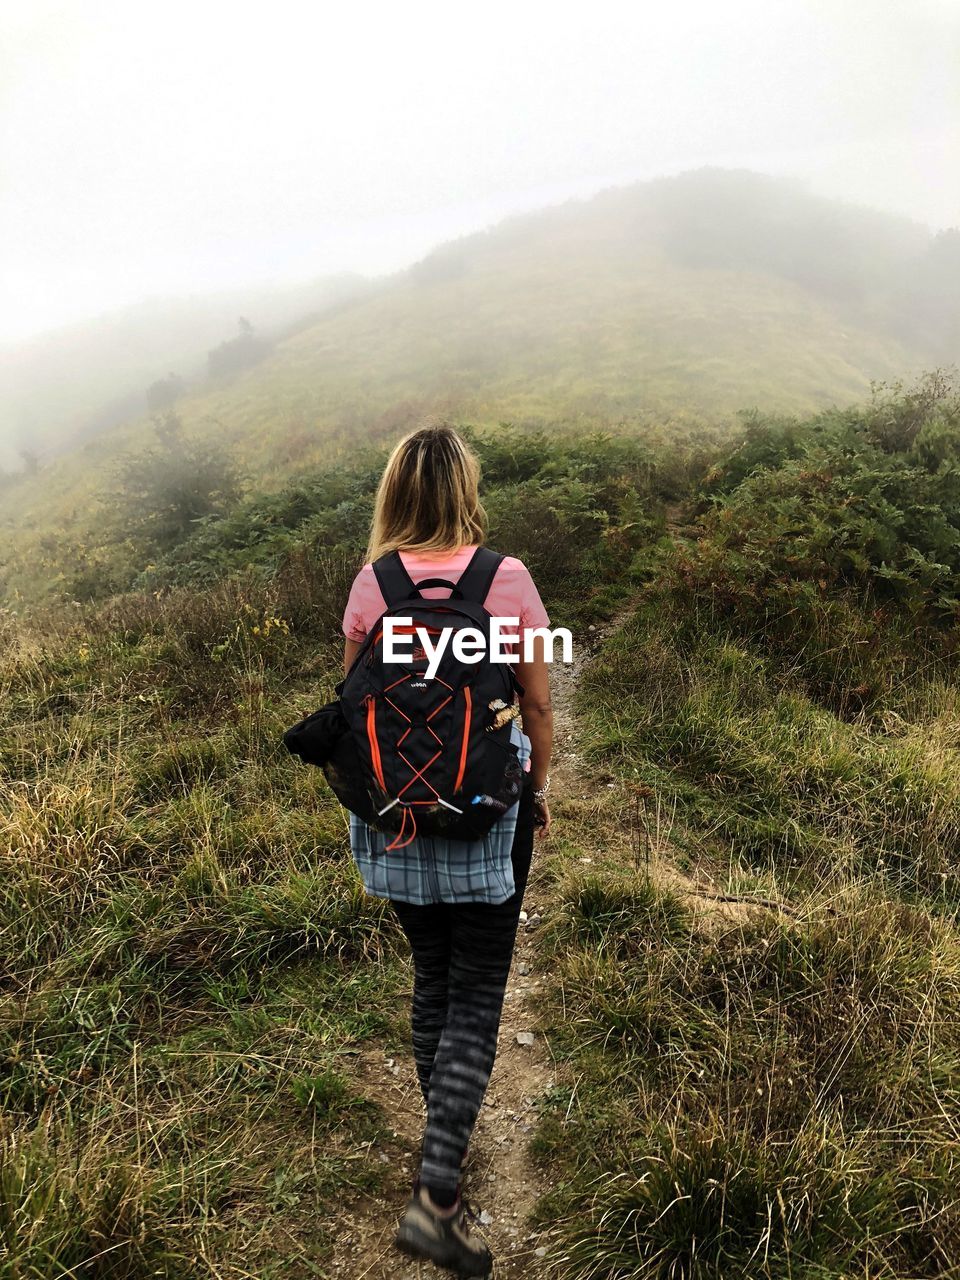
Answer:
[{"left": 342, "top": 546, "right": 550, "bottom": 649}]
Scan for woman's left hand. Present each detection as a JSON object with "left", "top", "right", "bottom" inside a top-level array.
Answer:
[{"left": 534, "top": 796, "right": 551, "bottom": 837}]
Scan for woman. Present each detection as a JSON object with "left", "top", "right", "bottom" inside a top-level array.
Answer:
[{"left": 341, "top": 423, "right": 553, "bottom": 1277}]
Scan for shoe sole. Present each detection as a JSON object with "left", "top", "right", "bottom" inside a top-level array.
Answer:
[{"left": 395, "top": 1225, "right": 493, "bottom": 1277}]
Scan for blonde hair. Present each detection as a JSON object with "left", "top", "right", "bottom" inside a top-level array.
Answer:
[{"left": 366, "top": 423, "right": 486, "bottom": 562}]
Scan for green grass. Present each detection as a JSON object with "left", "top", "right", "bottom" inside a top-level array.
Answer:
[
  {"left": 0, "top": 588, "right": 407, "bottom": 1276},
  {"left": 7, "top": 384, "right": 960, "bottom": 1276},
  {"left": 0, "top": 427, "right": 671, "bottom": 1273},
  {"left": 523, "top": 398, "right": 960, "bottom": 1275},
  {"left": 531, "top": 862, "right": 960, "bottom": 1279},
  {"left": 576, "top": 613, "right": 960, "bottom": 902}
]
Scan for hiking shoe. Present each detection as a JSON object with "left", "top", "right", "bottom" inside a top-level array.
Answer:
[{"left": 395, "top": 1183, "right": 493, "bottom": 1277}]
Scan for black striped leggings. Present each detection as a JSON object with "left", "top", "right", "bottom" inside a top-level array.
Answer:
[{"left": 390, "top": 782, "right": 536, "bottom": 1196}]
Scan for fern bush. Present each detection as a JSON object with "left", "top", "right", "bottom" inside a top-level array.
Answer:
[{"left": 661, "top": 373, "right": 960, "bottom": 713}]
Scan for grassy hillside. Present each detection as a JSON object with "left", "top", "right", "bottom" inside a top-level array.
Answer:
[
  {"left": 6, "top": 377, "right": 960, "bottom": 1276},
  {"left": 532, "top": 374, "right": 960, "bottom": 1278},
  {"left": 0, "top": 431, "right": 666, "bottom": 1275},
  {"left": 3, "top": 169, "right": 948, "bottom": 605}
]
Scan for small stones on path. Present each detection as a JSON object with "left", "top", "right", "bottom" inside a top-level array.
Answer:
[
  {"left": 517, "top": 961, "right": 532, "bottom": 976},
  {"left": 525, "top": 913, "right": 542, "bottom": 929},
  {"left": 515, "top": 1031, "right": 536, "bottom": 1047}
]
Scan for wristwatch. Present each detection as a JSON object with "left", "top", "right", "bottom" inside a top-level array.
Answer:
[{"left": 533, "top": 773, "right": 551, "bottom": 803}]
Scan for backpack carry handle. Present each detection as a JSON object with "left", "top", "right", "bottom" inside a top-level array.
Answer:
[
  {"left": 372, "top": 547, "right": 504, "bottom": 610},
  {"left": 411, "top": 577, "right": 464, "bottom": 598}
]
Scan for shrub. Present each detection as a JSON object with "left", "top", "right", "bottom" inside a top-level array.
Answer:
[{"left": 112, "top": 415, "right": 244, "bottom": 560}]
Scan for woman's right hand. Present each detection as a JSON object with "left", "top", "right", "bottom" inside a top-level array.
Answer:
[{"left": 534, "top": 796, "right": 551, "bottom": 837}]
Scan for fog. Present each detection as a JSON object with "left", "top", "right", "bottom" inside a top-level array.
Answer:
[{"left": 3, "top": 0, "right": 958, "bottom": 347}]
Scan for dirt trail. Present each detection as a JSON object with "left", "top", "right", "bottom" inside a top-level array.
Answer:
[{"left": 327, "top": 620, "right": 614, "bottom": 1279}]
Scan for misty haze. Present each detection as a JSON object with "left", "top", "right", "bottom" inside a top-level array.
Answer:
[{"left": 3, "top": 3, "right": 960, "bottom": 1278}]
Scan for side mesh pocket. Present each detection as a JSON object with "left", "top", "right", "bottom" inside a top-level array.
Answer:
[{"left": 466, "top": 733, "right": 523, "bottom": 820}]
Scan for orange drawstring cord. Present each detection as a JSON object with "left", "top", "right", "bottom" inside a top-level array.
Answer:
[{"left": 385, "top": 805, "right": 418, "bottom": 851}]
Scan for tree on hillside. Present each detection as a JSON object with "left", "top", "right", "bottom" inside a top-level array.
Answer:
[
  {"left": 207, "top": 316, "right": 272, "bottom": 379},
  {"left": 113, "top": 412, "right": 243, "bottom": 554},
  {"left": 146, "top": 371, "right": 186, "bottom": 413}
]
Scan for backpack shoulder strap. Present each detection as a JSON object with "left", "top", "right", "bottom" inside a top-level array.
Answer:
[
  {"left": 372, "top": 550, "right": 418, "bottom": 609},
  {"left": 456, "top": 546, "right": 504, "bottom": 606}
]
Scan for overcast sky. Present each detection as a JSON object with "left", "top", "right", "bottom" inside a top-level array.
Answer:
[{"left": 2, "top": 0, "right": 958, "bottom": 345}]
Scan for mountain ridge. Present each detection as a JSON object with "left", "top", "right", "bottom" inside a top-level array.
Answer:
[{"left": 2, "top": 168, "right": 956, "bottom": 602}]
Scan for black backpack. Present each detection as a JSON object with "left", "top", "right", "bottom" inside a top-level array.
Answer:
[{"left": 284, "top": 547, "right": 525, "bottom": 849}]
